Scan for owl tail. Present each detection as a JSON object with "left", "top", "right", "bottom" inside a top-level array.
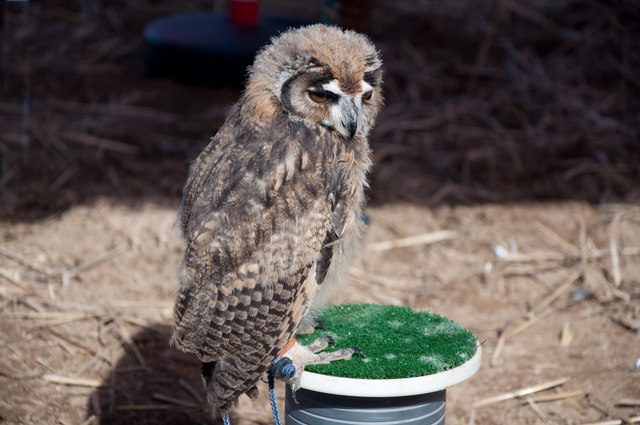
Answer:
[{"left": 201, "top": 354, "right": 268, "bottom": 413}]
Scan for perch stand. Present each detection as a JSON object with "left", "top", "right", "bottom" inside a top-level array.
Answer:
[{"left": 286, "top": 304, "right": 481, "bottom": 425}]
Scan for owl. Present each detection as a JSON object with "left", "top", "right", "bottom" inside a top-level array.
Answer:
[{"left": 172, "top": 24, "right": 383, "bottom": 413}]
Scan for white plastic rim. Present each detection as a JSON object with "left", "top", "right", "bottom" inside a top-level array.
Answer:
[{"left": 298, "top": 346, "right": 481, "bottom": 397}]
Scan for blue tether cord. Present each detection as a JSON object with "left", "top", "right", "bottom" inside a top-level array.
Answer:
[
  {"left": 219, "top": 358, "right": 296, "bottom": 425},
  {"left": 222, "top": 413, "right": 231, "bottom": 425},
  {"left": 267, "top": 370, "right": 282, "bottom": 425},
  {"left": 269, "top": 357, "right": 297, "bottom": 425}
]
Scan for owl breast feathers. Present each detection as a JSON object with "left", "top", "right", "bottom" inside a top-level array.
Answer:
[{"left": 172, "top": 24, "right": 383, "bottom": 412}]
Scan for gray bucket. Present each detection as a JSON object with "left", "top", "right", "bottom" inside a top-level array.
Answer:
[{"left": 285, "top": 387, "right": 446, "bottom": 424}]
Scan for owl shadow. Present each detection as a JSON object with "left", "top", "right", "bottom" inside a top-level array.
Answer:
[{"left": 88, "top": 324, "right": 217, "bottom": 425}]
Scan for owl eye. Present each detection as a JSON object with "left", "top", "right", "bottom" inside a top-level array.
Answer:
[
  {"left": 362, "top": 90, "right": 373, "bottom": 101},
  {"left": 308, "top": 90, "right": 329, "bottom": 103}
]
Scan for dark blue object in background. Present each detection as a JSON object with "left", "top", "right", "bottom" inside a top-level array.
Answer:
[{"left": 144, "top": 11, "right": 314, "bottom": 86}]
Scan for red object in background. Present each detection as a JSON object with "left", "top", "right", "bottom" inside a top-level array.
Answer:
[{"left": 230, "top": 0, "right": 259, "bottom": 27}]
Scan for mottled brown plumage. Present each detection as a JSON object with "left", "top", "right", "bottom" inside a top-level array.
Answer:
[{"left": 172, "top": 24, "right": 383, "bottom": 413}]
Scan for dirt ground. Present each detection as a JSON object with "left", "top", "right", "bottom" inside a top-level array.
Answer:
[{"left": 1, "top": 1, "right": 639, "bottom": 424}]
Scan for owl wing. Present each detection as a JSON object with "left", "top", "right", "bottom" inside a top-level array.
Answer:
[{"left": 172, "top": 117, "right": 343, "bottom": 407}]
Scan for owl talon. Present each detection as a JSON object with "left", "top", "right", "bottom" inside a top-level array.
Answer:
[
  {"left": 350, "top": 347, "right": 366, "bottom": 358},
  {"left": 289, "top": 382, "right": 300, "bottom": 404},
  {"left": 315, "top": 320, "right": 329, "bottom": 331}
]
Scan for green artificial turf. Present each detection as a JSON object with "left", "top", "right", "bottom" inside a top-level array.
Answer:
[{"left": 296, "top": 304, "right": 478, "bottom": 379}]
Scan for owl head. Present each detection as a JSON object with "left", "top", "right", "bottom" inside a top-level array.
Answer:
[{"left": 241, "top": 24, "right": 383, "bottom": 140}]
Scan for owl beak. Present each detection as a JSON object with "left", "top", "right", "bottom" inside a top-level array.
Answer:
[
  {"left": 327, "top": 97, "right": 360, "bottom": 139},
  {"left": 340, "top": 99, "right": 359, "bottom": 139},
  {"left": 347, "top": 117, "right": 358, "bottom": 139}
]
